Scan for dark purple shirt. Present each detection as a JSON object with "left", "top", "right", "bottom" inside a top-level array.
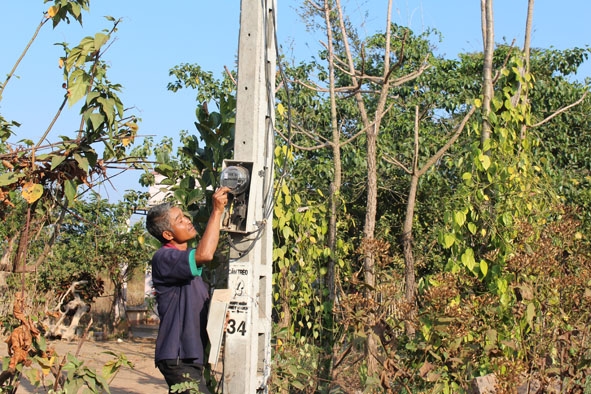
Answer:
[{"left": 151, "top": 244, "right": 210, "bottom": 364}]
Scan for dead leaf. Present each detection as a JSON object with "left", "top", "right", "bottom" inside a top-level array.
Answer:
[
  {"left": 21, "top": 182, "right": 43, "bottom": 204},
  {"left": 47, "top": 5, "right": 58, "bottom": 18},
  {"left": 419, "top": 361, "right": 435, "bottom": 378}
]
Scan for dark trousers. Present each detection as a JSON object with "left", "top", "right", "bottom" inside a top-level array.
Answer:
[{"left": 156, "top": 359, "right": 211, "bottom": 394}]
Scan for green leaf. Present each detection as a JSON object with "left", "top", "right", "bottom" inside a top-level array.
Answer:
[
  {"left": 64, "top": 179, "right": 77, "bottom": 202},
  {"left": 96, "top": 374, "right": 111, "bottom": 393},
  {"left": 287, "top": 364, "right": 300, "bottom": 377},
  {"left": 83, "top": 374, "right": 98, "bottom": 392},
  {"left": 0, "top": 172, "right": 23, "bottom": 186},
  {"left": 501, "top": 212, "right": 513, "bottom": 227},
  {"left": 461, "top": 248, "right": 476, "bottom": 271},
  {"left": 173, "top": 189, "right": 187, "bottom": 203},
  {"left": 51, "top": 155, "right": 67, "bottom": 170},
  {"left": 84, "top": 150, "right": 98, "bottom": 168},
  {"left": 479, "top": 153, "right": 491, "bottom": 170},
  {"left": 282, "top": 226, "right": 293, "bottom": 240},
  {"left": 188, "top": 189, "right": 204, "bottom": 206},
  {"left": 35, "top": 335, "right": 47, "bottom": 352},
  {"left": 74, "top": 153, "right": 89, "bottom": 172},
  {"left": 94, "top": 32, "right": 109, "bottom": 50},
  {"left": 453, "top": 211, "right": 466, "bottom": 227},
  {"left": 479, "top": 259, "right": 488, "bottom": 277},
  {"left": 87, "top": 113, "right": 105, "bottom": 131},
  {"left": 86, "top": 91, "right": 100, "bottom": 104},
  {"left": 68, "top": 77, "right": 89, "bottom": 106},
  {"left": 442, "top": 233, "right": 455, "bottom": 249},
  {"left": 281, "top": 182, "right": 289, "bottom": 196},
  {"left": 488, "top": 111, "right": 498, "bottom": 124},
  {"left": 291, "top": 380, "right": 305, "bottom": 390},
  {"left": 103, "top": 139, "right": 115, "bottom": 158},
  {"left": 25, "top": 368, "right": 43, "bottom": 387},
  {"left": 526, "top": 302, "right": 535, "bottom": 327}
]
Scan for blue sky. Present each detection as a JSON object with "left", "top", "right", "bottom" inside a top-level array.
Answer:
[{"left": 1, "top": 0, "right": 589, "bottom": 201}]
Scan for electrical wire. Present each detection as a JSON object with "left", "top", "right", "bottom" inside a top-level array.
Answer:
[
  {"left": 227, "top": 0, "right": 296, "bottom": 260},
  {"left": 268, "top": 0, "right": 296, "bottom": 219}
]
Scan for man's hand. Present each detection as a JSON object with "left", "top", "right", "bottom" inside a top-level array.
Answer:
[
  {"left": 194, "top": 186, "right": 232, "bottom": 263},
  {"left": 212, "top": 187, "right": 231, "bottom": 213}
]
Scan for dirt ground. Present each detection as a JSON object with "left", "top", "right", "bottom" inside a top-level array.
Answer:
[{"left": 0, "top": 326, "right": 168, "bottom": 394}]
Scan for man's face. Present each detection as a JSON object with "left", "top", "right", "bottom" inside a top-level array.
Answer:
[{"left": 164, "top": 206, "right": 197, "bottom": 243}]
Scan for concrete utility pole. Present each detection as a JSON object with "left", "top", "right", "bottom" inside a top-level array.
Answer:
[{"left": 218, "top": 0, "right": 276, "bottom": 392}]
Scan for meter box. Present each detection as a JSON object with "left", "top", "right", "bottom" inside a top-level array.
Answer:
[{"left": 220, "top": 160, "right": 254, "bottom": 233}]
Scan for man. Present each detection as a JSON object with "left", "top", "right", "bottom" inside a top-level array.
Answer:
[{"left": 146, "top": 187, "right": 229, "bottom": 394}]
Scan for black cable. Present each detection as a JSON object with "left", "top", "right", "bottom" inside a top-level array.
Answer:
[{"left": 227, "top": 0, "right": 297, "bottom": 258}]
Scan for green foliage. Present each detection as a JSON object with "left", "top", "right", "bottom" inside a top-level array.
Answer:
[
  {"left": 388, "top": 208, "right": 591, "bottom": 392},
  {"left": 45, "top": 0, "right": 91, "bottom": 28},
  {"left": 272, "top": 331, "right": 322, "bottom": 392},
  {"left": 41, "top": 196, "right": 147, "bottom": 277},
  {"left": 1, "top": 12, "right": 139, "bottom": 213},
  {"left": 270, "top": 16, "right": 591, "bottom": 392},
  {"left": 168, "top": 63, "right": 236, "bottom": 105},
  {"left": 0, "top": 18, "right": 153, "bottom": 388},
  {"left": 59, "top": 353, "right": 110, "bottom": 393},
  {"left": 33, "top": 195, "right": 151, "bottom": 330},
  {"left": 25, "top": 350, "right": 132, "bottom": 394},
  {"left": 0, "top": 115, "right": 18, "bottom": 144},
  {"left": 272, "top": 147, "right": 331, "bottom": 332},
  {"left": 0, "top": 333, "right": 132, "bottom": 393},
  {"left": 169, "top": 373, "right": 204, "bottom": 393},
  {"left": 527, "top": 46, "right": 591, "bottom": 243},
  {"left": 271, "top": 144, "right": 357, "bottom": 392},
  {"left": 155, "top": 26, "right": 591, "bottom": 393},
  {"left": 440, "top": 54, "right": 553, "bottom": 286},
  {"left": 384, "top": 44, "right": 591, "bottom": 392},
  {"left": 145, "top": 66, "right": 236, "bottom": 237},
  {"left": 44, "top": 3, "right": 586, "bottom": 392}
]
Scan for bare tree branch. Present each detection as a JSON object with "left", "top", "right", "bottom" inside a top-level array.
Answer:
[
  {"left": 0, "top": 15, "right": 48, "bottom": 98},
  {"left": 417, "top": 105, "right": 477, "bottom": 178},
  {"left": 530, "top": 91, "right": 589, "bottom": 128},
  {"left": 224, "top": 65, "right": 237, "bottom": 85},
  {"left": 382, "top": 154, "right": 412, "bottom": 175},
  {"left": 274, "top": 127, "right": 330, "bottom": 151}
]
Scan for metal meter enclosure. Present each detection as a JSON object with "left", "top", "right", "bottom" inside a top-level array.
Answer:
[{"left": 220, "top": 161, "right": 253, "bottom": 233}]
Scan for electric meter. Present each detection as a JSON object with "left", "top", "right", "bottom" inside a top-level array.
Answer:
[{"left": 220, "top": 165, "right": 250, "bottom": 195}]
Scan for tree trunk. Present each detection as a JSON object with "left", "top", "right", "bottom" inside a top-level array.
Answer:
[
  {"left": 519, "top": 0, "right": 535, "bottom": 140},
  {"left": 0, "top": 234, "right": 18, "bottom": 271},
  {"left": 523, "top": 0, "right": 534, "bottom": 73},
  {"left": 33, "top": 204, "right": 67, "bottom": 268},
  {"left": 363, "top": 123, "right": 378, "bottom": 290},
  {"left": 13, "top": 205, "right": 34, "bottom": 273},
  {"left": 481, "top": 0, "right": 494, "bottom": 149},
  {"left": 324, "top": 0, "right": 341, "bottom": 308},
  {"left": 363, "top": 122, "right": 379, "bottom": 375},
  {"left": 334, "top": 0, "right": 396, "bottom": 377},
  {"left": 323, "top": 0, "right": 345, "bottom": 385},
  {"left": 402, "top": 173, "right": 419, "bottom": 337},
  {"left": 394, "top": 105, "right": 477, "bottom": 337}
]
